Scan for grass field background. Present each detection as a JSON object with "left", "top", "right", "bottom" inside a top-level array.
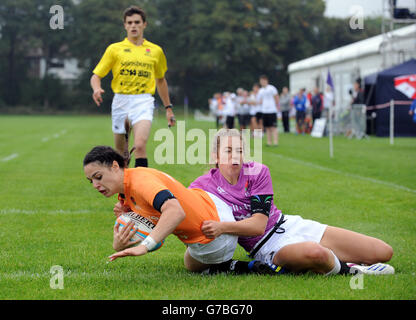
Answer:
[{"left": 0, "top": 114, "right": 415, "bottom": 300}]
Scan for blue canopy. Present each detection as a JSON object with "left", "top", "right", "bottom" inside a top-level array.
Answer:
[{"left": 365, "top": 59, "right": 416, "bottom": 137}]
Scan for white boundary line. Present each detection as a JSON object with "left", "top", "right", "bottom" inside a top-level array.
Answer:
[
  {"left": 0, "top": 270, "right": 116, "bottom": 280},
  {"left": 1, "top": 153, "right": 19, "bottom": 162},
  {"left": 2, "top": 130, "right": 68, "bottom": 162},
  {"left": 41, "top": 129, "right": 67, "bottom": 143},
  {"left": 0, "top": 209, "right": 93, "bottom": 215},
  {"left": 266, "top": 152, "right": 416, "bottom": 194}
]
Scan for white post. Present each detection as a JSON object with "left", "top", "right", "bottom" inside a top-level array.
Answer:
[
  {"left": 329, "top": 105, "right": 334, "bottom": 158},
  {"left": 390, "top": 99, "right": 394, "bottom": 145}
]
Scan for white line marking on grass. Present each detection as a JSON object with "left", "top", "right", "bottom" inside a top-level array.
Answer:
[
  {"left": 267, "top": 152, "right": 416, "bottom": 194},
  {"left": 0, "top": 209, "right": 93, "bottom": 215},
  {"left": 41, "top": 129, "right": 68, "bottom": 143},
  {"left": 0, "top": 270, "right": 123, "bottom": 280},
  {"left": 1, "top": 153, "right": 19, "bottom": 162}
]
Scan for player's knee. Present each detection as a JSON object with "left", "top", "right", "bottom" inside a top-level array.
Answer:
[
  {"left": 364, "top": 241, "right": 393, "bottom": 264},
  {"left": 133, "top": 141, "right": 146, "bottom": 154},
  {"left": 304, "top": 243, "right": 330, "bottom": 265},
  {"left": 376, "top": 242, "right": 393, "bottom": 263},
  {"left": 183, "top": 251, "right": 205, "bottom": 273}
]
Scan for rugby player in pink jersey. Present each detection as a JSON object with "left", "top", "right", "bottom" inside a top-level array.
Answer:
[{"left": 189, "top": 129, "right": 395, "bottom": 276}]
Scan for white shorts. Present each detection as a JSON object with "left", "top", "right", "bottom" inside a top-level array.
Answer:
[
  {"left": 187, "top": 192, "right": 238, "bottom": 265},
  {"left": 252, "top": 214, "right": 327, "bottom": 266},
  {"left": 111, "top": 93, "right": 155, "bottom": 134}
]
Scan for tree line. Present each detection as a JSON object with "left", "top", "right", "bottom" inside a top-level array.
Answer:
[{"left": 0, "top": 0, "right": 382, "bottom": 113}]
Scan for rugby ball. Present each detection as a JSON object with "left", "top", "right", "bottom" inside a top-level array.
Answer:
[{"left": 115, "top": 212, "right": 164, "bottom": 252}]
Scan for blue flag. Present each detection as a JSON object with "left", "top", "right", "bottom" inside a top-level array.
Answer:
[{"left": 327, "top": 70, "right": 334, "bottom": 90}]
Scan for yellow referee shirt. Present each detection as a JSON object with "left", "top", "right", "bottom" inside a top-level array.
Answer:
[{"left": 93, "top": 38, "right": 167, "bottom": 95}]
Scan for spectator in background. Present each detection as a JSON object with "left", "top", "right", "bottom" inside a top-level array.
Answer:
[
  {"left": 311, "top": 87, "right": 323, "bottom": 126},
  {"left": 323, "top": 86, "right": 334, "bottom": 119},
  {"left": 236, "top": 88, "right": 250, "bottom": 130},
  {"left": 249, "top": 83, "right": 262, "bottom": 137},
  {"left": 258, "top": 75, "right": 279, "bottom": 146},
  {"left": 223, "top": 92, "right": 236, "bottom": 129},
  {"left": 409, "top": 98, "right": 416, "bottom": 123},
  {"left": 306, "top": 90, "right": 313, "bottom": 108},
  {"left": 253, "top": 83, "right": 264, "bottom": 137},
  {"left": 235, "top": 88, "right": 244, "bottom": 130},
  {"left": 209, "top": 93, "right": 224, "bottom": 129},
  {"left": 279, "top": 87, "right": 291, "bottom": 133},
  {"left": 351, "top": 78, "right": 365, "bottom": 105},
  {"left": 239, "top": 90, "right": 251, "bottom": 130},
  {"left": 293, "top": 88, "right": 307, "bottom": 135}
]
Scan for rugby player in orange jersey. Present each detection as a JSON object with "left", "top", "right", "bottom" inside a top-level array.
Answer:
[{"left": 83, "top": 146, "right": 278, "bottom": 275}]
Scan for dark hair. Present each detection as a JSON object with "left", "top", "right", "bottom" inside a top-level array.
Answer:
[
  {"left": 259, "top": 75, "right": 268, "bottom": 81},
  {"left": 83, "top": 146, "right": 127, "bottom": 168},
  {"left": 123, "top": 6, "right": 146, "bottom": 22}
]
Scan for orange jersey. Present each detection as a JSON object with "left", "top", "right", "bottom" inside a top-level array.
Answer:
[{"left": 120, "top": 167, "right": 220, "bottom": 244}]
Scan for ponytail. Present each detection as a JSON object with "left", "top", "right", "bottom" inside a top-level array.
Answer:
[{"left": 123, "top": 147, "right": 136, "bottom": 168}]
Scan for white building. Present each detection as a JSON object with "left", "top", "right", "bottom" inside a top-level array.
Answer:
[
  {"left": 288, "top": 24, "right": 416, "bottom": 112},
  {"left": 39, "top": 58, "right": 82, "bottom": 83}
]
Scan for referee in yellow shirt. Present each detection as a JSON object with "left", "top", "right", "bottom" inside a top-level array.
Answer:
[{"left": 90, "top": 6, "right": 175, "bottom": 168}]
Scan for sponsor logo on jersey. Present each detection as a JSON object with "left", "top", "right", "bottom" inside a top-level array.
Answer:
[{"left": 216, "top": 186, "right": 227, "bottom": 194}]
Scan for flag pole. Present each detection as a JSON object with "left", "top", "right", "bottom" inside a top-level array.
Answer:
[
  {"left": 329, "top": 104, "right": 334, "bottom": 158},
  {"left": 327, "top": 69, "right": 335, "bottom": 158}
]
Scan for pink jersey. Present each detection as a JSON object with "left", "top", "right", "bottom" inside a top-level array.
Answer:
[{"left": 189, "top": 162, "right": 281, "bottom": 252}]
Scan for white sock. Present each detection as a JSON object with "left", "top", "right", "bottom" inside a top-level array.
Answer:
[{"left": 325, "top": 250, "right": 341, "bottom": 276}]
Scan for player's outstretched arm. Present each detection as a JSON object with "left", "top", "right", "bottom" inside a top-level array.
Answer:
[{"left": 108, "top": 244, "right": 148, "bottom": 261}]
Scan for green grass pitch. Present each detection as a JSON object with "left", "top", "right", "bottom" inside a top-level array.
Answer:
[{"left": 0, "top": 114, "right": 415, "bottom": 300}]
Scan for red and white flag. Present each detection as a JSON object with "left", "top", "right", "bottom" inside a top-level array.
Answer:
[{"left": 394, "top": 74, "right": 416, "bottom": 99}]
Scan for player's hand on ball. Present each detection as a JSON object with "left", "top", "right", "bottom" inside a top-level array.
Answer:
[
  {"left": 109, "top": 244, "right": 148, "bottom": 262},
  {"left": 92, "top": 88, "right": 105, "bottom": 106},
  {"left": 201, "top": 220, "right": 223, "bottom": 239},
  {"left": 113, "top": 220, "right": 141, "bottom": 251},
  {"left": 113, "top": 201, "right": 130, "bottom": 218}
]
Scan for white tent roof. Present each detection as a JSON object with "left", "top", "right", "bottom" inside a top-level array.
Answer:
[{"left": 288, "top": 24, "right": 416, "bottom": 73}]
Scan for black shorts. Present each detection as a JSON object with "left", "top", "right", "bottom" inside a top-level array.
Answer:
[
  {"left": 296, "top": 110, "right": 306, "bottom": 122},
  {"left": 255, "top": 112, "right": 263, "bottom": 122},
  {"left": 238, "top": 114, "right": 251, "bottom": 127},
  {"left": 262, "top": 113, "right": 277, "bottom": 128},
  {"left": 225, "top": 116, "right": 235, "bottom": 129}
]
